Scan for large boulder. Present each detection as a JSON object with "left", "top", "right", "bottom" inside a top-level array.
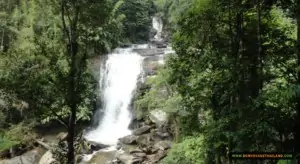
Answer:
[
  {"left": 155, "top": 131, "right": 170, "bottom": 140},
  {"left": 149, "top": 110, "right": 168, "bottom": 127},
  {"left": 119, "top": 135, "right": 138, "bottom": 145},
  {"left": 0, "top": 149, "right": 39, "bottom": 164},
  {"left": 56, "top": 132, "right": 68, "bottom": 141},
  {"left": 156, "top": 43, "right": 167, "bottom": 48},
  {"left": 88, "top": 141, "right": 110, "bottom": 151},
  {"left": 132, "top": 126, "right": 152, "bottom": 135},
  {"left": 39, "top": 150, "right": 55, "bottom": 164},
  {"left": 150, "top": 40, "right": 167, "bottom": 48}
]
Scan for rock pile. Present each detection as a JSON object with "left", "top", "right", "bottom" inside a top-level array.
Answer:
[{"left": 111, "top": 117, "right": 172, "bottom": 164}]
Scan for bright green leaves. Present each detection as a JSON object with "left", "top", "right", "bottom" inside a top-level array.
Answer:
[{"left": 161, "top": 135, "right": 206, "bottom": 164}]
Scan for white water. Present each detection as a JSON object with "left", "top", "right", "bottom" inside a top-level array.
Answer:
[
  {"left": 152, "top": 16, "right": 163, "bottom": 41},
  {"left": 85, "top": 47, "right": 143, "bottom": 145}
]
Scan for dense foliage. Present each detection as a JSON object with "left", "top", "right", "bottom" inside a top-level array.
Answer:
[
  {"left": 118, "top": 0, "right": 156, "bottom": 43},
  {"left": 0, "top": 0, "right": 156, "bottom": 161},
  {"left": 135, "top": 0, "right": 300, "bottom": 163}
]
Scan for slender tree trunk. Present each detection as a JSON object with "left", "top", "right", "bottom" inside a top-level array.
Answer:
[
  {"left": 61, "top": 0, "right": 80, "bottom": 163},
  {"left": 66, "top": 26, "right": 79, "bottom": 164}
]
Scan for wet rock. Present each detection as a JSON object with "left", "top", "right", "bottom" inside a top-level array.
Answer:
[
  {"left": 133, "top": 48, "right": 165, "bottom": 56},
  {"left": 119, "top": 43, "right": 131, "bottom": 48},
  {"left": 150, "top": 40, "right": 167, "bottom": 48},
  {"left": 128, "top": 117, "right": 144, "bottom": 130},
  {"left": 76, "top": 155, "right": 84, "bottom": 163},
  {"left": 89, "top": 141, "right": 110, "bottom": 151},
  {"left": 119, "top": 135, "right": 138, "bottom": 145},
  {"left": 132, "top": 126, "right": 151, "bottom": 135},
  {"left": 156, "top": 43, "right": 167, "bottom": 48},
  {"left": 116, "top": 141, "right": 122, "bottom": 150}
]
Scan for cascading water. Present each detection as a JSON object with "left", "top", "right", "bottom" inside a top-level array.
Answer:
[
  {"left": 84, "top": 47, "right": 143, "bottom": 145},
  {"left": 152, "top": 16, "right": 163, "bottom": 41}
]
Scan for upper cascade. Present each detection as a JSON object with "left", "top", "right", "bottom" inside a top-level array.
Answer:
[{"left": 152, "top": 16, "right": 163, "bottom": 41}]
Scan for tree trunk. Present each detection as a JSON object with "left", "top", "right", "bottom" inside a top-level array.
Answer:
[
  {"left": 66, "top": 31, "right": 79, "bottom": 164},
  {"left": 67, "top": 104, "right": 76, "bottom": 164},
  {"left": 61, "top": 0, "right": 80, "bottom": 163},
  {"left": 249, "top": 0, "right": 262, "bottom": 98}
]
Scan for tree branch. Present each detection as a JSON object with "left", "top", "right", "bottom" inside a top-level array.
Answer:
[{"left": 51, "top": 110, "right": 69, "bottom": 129}]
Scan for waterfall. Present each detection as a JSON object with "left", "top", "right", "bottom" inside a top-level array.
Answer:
[
  {"left": 81, "top": 15, "right": 173, "bottom": 164},
  {"left": 152, "top": 16, "right": 163, "bottom": 41},
  {"left": 84, "top": 47, "right": 143, "bottom": 145}
]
